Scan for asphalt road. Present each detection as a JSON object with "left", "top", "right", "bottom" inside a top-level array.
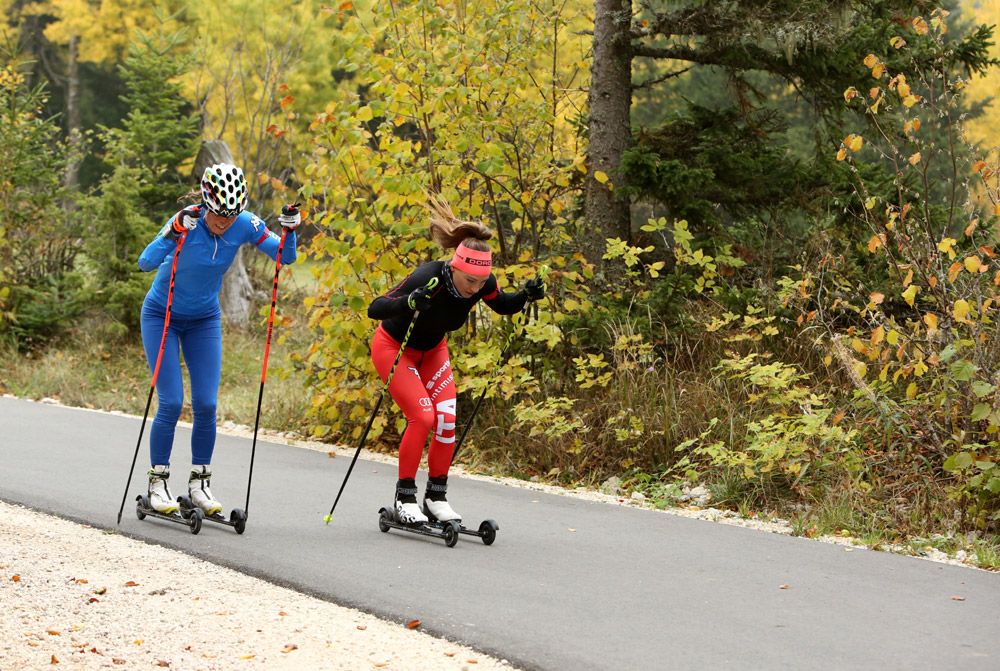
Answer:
[{"left": 1, "top": 396, "right": 998, "bottom": 670}]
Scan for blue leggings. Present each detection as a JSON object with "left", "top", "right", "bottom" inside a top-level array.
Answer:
[{"left": 140, "top": 299, "right": 222, "bottom": 466}]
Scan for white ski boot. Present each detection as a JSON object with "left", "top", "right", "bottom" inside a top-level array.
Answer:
[
  {"left": 147, "top": 465, "right": 180, "bottom": 514},
  {"left": 188, "top": 465, "right": 223, "bottom": 516},
  {"left": 423, "top": 476, "right": 461, "bottom": 523},
  {"left": 394, "top": 479, "right": 428, "bottom": 525}
]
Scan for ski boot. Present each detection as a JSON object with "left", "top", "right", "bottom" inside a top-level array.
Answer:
[
  {"left": 135, "top": 465, "right": 202, "bottom": 534},
  {"left": 177, "top": 466, "right": 247, "bottom": 534},
  {"left": 394, "top": 478, "right": 428, "bottom": 525},
  {"left": 423, "top": 476, "right": 461, "bottom": 523}
]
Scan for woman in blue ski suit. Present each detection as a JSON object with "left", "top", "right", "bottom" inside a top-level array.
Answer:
[{"left": 137, "top": 163, "right": 299, "bottom": 516}]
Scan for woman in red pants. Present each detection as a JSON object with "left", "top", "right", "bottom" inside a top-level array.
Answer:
[{"left": 367, "top": 197, "right": 545, "bottom": 524}]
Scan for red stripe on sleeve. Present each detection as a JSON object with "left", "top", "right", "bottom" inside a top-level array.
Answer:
[
  {"left": 482, "top": 289, "right": 499, "bottom": 301},
  {"left": 254, "top": 232, "right": 269, "bottom": 246}
]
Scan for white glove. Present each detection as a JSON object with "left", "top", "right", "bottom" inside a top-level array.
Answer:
[
  {"left": 167, "top": 205, "right": 201, "bottom": 239},
  {"left": 278, "top": 203, "right": 301, "bottom": 229}
]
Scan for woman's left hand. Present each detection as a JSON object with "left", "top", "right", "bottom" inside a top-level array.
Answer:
[
  {"left": 279, "top": 203, "right": 301, "bottom": 229},
  {"left": 524, "top": 277, "right": 545, "bottom": 301}
]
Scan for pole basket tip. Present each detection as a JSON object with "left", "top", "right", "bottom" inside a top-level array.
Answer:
[{"left": 323, "top": 514, "right": 332, "bottom": 524}]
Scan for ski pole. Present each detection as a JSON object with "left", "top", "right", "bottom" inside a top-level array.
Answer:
[
  {"left": 450, "top": 266, "right": 549, "bottom": 467},
  {"left": 323, "top": 275, "right": 439, "bottom": 524},
  {"left": 244, "top": 204, "right": 296, "bottom": 517},
  {"left": 116, "top": 230, "right": 189, "bottom": 525}
]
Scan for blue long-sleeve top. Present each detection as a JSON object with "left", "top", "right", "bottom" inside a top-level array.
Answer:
[{"left": 138, "top": 209, "right": 297, "bottom": 318}]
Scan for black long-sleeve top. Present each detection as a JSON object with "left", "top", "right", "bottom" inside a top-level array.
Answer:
[{"left": 368, "top": 261, "right": 528, "bottom": 351}]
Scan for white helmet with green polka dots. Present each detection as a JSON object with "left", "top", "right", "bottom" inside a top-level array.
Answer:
[{"left": 200, "top": 163, "right": 247, "bottom": 217}]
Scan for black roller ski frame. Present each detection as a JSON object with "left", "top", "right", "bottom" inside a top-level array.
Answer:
[
  {"left": 377, "top": 505, "right": 462, "bottom": 547},
  {"left": 176, "top": 495, "right": 247, "bottom": 535},
  {"left": 135, "top": 494, "right": 203, "bottom": 535},
  {"left": 424, "top": 507, "right": 499, "bottom": 546}
]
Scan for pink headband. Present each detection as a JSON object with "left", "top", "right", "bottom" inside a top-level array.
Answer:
[{"left": 451, "top": 242, "right": 492, "bottom": 277}]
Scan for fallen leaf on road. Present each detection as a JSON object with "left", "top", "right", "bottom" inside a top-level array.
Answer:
[
  {"left": 88, "top": 598, "right": 99, "bottom": 604},
  {"left": 124, "top": 581, "right": 138, "bottom": 587},
  {"left": 156, "top": 661, "right": 170, "bottom": 667},
  {"left": 356, "top": 625, "right": 367, "bottom": 631},
  {"left": 74, "top": 578, "right": 89, "bottom": 585},
  {"left": 279, "top": 611, "right": 288, "bottom": 616},
  {"left": 568, "top": 528, "right": 576, "bottom": 532},
  {"left": 951, "top": 596, "right": 966, "bottom": 601},
  {"left": 779, "top": 584, "right": 790, "bottom": 590},
  {"left": 134, "top": 640, "right": 143, "bottom": 645},
  {"left": 327, "top": 452, "right": 336, "bottom": 458},
  {"left": 240, "top": 655, "right": 256, "bottom": 660},
  {"left": 444, "top": 651, "right": 456, "bottom": 657},
  {"left": 46, "top": 629, "right": 61, "bottom": 636},
  {"left": 93, "top": 587, "right": 107, "bottom": 595},
  {"left": 467, "top": 659, "right": 479, "bottom": 664},
  {"left": 11, "top": 575, "right": 20, "bottom": 582},
  {"left": 50, "top": 655, "right": 58, "bottom": 664},
  {"left": 281, "top": 644, "right": 298, "bottom": 653},
  {"left": 406, "top": 619, "right": 421, "bottom": 629},
  {"left": 113, "top": 659, "right": 126, "bottom": 665}
]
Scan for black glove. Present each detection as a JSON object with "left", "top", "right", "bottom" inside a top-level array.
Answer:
[
  {"left": 166, "top": 205, "right": 201, "bottom": 240},
  {"left": 279, "top": 202, "right": 301, "bottom": 229},
  {"left": 524, "top": 277, "right": 545, "bottom": 301},
  {"left": 407, "top": 285, "right": 435, "bottom": 311}
]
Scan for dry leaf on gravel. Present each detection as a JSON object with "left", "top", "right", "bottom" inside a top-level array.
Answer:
[
  {"left": 46, "top": 629, "right": 60, "bottom": 636},
  {"left": 50, "top": 655, "right": 58, "bottom": 664},
  {"left": 406, "top": 620, "right": 421, "bottom": 629},
  {"left": 11, "top": 575, "right": 21, "bottom": 582},
  {"left": 281, "top": 644, "right": 298, "bottom": 653},
  {"left": 124, "top": 581, "right": 138, "bottom": 587},
  {"left": 356, "top": 625, "right": 367, "bottom": 631}
]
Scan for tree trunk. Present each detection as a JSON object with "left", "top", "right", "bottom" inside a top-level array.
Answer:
[
  {"left": 63, "top": 34, "right": 81, "bottom": 191},
  {"left": 585, "top": 0, "right": 633, "bottom": 260},
  {"left": 193, "top": 140, "right": 254, "bottom": 328}
]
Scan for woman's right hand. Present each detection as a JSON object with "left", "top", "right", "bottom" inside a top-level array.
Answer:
[{"left": 167, "top": 205, "right": 201, "bottom": 240}]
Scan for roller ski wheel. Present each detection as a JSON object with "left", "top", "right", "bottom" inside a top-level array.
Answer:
[
  {"left": 425, "top": 507, "right": 500, "bottom": 546},
  {"left": 376, "top": 506, "right": 459, "bottom": 547},
  {"left": 177, "top": 496, "right": 247, "bottom": 535},
  {"left": 478, "top": 519, "right": 499, "bottom": 546},
  {"left": 135, "top": 494, "right": 202, "bottom": 534}
]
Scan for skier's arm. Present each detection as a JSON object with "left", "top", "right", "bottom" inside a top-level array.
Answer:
[
  {"left": 253, "top": 226, "right": 298, "bottom": 265},
  {"left": 368, "top": 264, "right": 439, "bottom": 320},
  {"left": 481, "top": 277, "right": 528, "bottom": 315},
  {"left": 138, "top": 206, "right": 200, "bottom": 271}
]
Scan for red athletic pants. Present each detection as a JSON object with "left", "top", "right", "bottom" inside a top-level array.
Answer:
[{"left": 370, "top": 325, "right": 457, "bottom": 479}]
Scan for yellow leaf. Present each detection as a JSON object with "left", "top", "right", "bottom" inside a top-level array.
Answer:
[
  {"left": 843, "top": 87, "right": 859, "bottom": 102},
  {"left": 870, "top": 292, "right": 885, "bottom": 304},
  {"left": 938, "top": 237, "right": 957, "bottom": 258},
  {"left": 963, "top": 256, "right": 983, "bottom": 273},
  {"left": 906, "top": 382, "right": 918, "bottom": 399},
  {"left": 929, "top": 275, "right": 938, "bottom": 288},
  {"left": 867, "top": 234, "right": 884, "bottom": 253},
  {"left": 972, "top": 161, "right": 988, "bottom": 173},
  {"left": 593, "top": 170, "right": 609, "bottom": 184},
  {"left": 902, "top": 284, "right": 919, "bottom": 306},
  {"left": 924, "top": 313, "right": 938, "bottom": 332},
  {"left": 356, "top": 106, "right": 374, "bottom": 122},
  {"left": 853, "top": 361, "right": 868, "bottom": 380},
  {"left": 949, "top": 262, "right": 963, "bottom": 282},
  {"left": 903, "top": 269, "right": 914, "bottom": 287},
  {"left": 848, "top": 134, "right": 864, "bottom": 152},
  {"left": 953, "top": 299, "right": 971, "bottom": 322},
  {"left": 872, "top": 63, "right": 886, "bottom": 78},
  {"left": 913, "top": 16, "right": 929, "bottom": 35},
  {"left": 871, "top": 325, "right": 885, "bottom": 345},
  {"left": 902, "top": 94, "right": 921, "bottom": 108},
  {"left": 869, "top": 87, "right": 881, "bottom": 100},
  {"left": 887, "top": 329, "right": 900, "bottom": 345},
  {"left": 994, "top": 203, "right": 1000, "bottom": 217},
  {"left": 890, "top": 36, "right": 907, "bottom": 49},
  {"left": 897, "top": 81, "right": 911, "bottom": 98},
  {"left": 914, "top": 360, "right": 929, "bottom": 376},
  {"left": 863, "top": 53, "right": 879, "bottom": 68},
  {"left": 965, "top": 220, "right": 977, "bottom": 236},
  {"left": 836, "top": 147, "right": 847, "bottom": 161},
  {"left": 865, "top": 196, "right": 877, "bottom": 210},
  {"left": 824, "top": 355, "right": 833, "bottom": 366},
  {"left": 908, "top": 152, "right": 922, "bottom": 166}
]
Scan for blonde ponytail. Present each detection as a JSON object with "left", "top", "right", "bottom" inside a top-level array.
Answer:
[{"left": 427, "top": 193, "right": 493, "bottom": 251}]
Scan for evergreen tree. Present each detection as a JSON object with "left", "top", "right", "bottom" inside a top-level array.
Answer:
[{"left": 82, "top": 27, "right": 198, "bottom": 337}]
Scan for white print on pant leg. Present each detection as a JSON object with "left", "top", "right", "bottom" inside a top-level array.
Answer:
[
  {"left": 435, "top": 398, "right": 456, "bottom": 444},
  {"left": 425, "top": 359, "right": 452, "bottom": 390},
  {"left": 430, "top": 373, "right": 454, "bottom": 402}
]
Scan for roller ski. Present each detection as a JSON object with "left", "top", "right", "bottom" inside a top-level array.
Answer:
[
  {"left": 422, "top": 476, "right": 498, "bottom": 546},
  {"left": 135, "top": 466, "right": 203, "bottom": 534},
  {"left": 377, "top": 479, "right": 462, "bottom": 547},
  {"left": 176, "top": 465, "right": 247, "bottom": 535}
]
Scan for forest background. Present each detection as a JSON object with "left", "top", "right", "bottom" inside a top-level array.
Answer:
[{"left": 2, "top": 0, "right": 999, "bottom": 565}]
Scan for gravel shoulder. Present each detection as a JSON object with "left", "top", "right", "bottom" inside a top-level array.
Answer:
[{"left": 0, "top": 499, "right": 516, "bottom": 671}]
